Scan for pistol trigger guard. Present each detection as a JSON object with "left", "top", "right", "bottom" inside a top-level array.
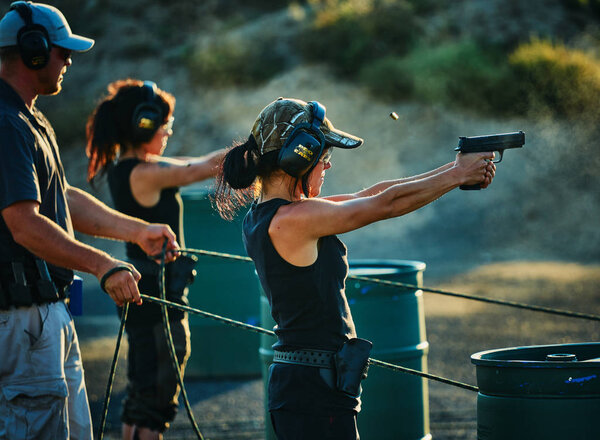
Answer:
[{"left": 492, "top": 150, "right": 504, "bottom": 163}]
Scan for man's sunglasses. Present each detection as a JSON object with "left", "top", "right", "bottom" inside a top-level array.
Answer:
[{"left": 53, "top": 46, "right": 72, "bottom": 62}]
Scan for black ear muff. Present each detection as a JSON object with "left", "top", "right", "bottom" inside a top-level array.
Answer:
[
  {"left": 278, "top": 101, "right": 327, "bottom": 178},
  {"left": 10, "top": 2, "right": 51, "bottom": 70},
  {"left": 131, "top": 80, "right": 164, "bottom": 143}
]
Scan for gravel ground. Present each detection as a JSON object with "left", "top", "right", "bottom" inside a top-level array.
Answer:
[{"left": 80, "top": 262, "right": 600, "bottom": 440}]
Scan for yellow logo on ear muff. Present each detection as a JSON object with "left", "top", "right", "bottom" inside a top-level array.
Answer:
[
  {"left": 138, "top": 118, "right": 155, "bottom": 130},
  {"left": 31, "top": 56, "right": 46, "bottom": 66},
  {"left": 293, "top": 144, "right": 313, "bottom": 161}
]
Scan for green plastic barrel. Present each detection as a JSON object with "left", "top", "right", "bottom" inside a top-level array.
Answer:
[
  {"left": 181, "top": 188, "right": 261, "bottom": 378},
  {"left": 258, "top": 283, "right": 278, "bottom": 440},
  {"left": 259, "top": 259, "right": 430, "bottom": 440},
  {"left": 471, "top": 342, "right": 600, "bottom": 440},
  {"left": 348, "top": 260, "right": 430, "bottom": 440}
]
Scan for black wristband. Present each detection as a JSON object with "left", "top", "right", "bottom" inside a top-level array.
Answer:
[{"left": 100, "top": 266, "right": 133, "bottom": 293}]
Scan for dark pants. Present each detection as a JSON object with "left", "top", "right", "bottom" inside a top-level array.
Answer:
[
  {"left": 270, "top": 410, "right": 359, "bottom": 440},
  {"left": 121, "top": 318, "right": 190, "bottom": 432}
]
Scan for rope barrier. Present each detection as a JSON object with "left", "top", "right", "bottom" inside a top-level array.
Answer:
[
  {"left": 367, "top": 358, "right": 478, "bottom": 392},
  {"left": 158, "top": 242, "right": 204, "bottom": 439},
  {"left": 141, "top": 295, "right": 479, "bottom": 392},
  {"left": 143, "top": 295, "right": 276, "bottom": 336},
  {"left": 99, "top": 245, "right": 598, "bottom": 436},
  {"left": 349, "top": 275, "right": 600, "bottom": 322},
  {"left": 180, "top": 248, "right": 600, "bottom": 322},
  {"left": 98, "top": 303, "right": 128, "bottom": 440}
]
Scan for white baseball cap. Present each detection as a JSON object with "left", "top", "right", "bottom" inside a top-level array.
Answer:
[{"left": 0, "top": 1, "right": 94, "bottom": 51}]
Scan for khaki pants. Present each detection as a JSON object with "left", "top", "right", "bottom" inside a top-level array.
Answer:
[{"left": 0, "top": 302, "right": 92, "bottom": 440}]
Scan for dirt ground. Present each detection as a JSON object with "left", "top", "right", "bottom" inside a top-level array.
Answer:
[{"left": 80, "top": 261, "right": 600, "bottom": 439}]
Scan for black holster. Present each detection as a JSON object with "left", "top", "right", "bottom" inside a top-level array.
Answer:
[
  {"left": 8, "top": 262, "right": 33, "bottom": 307},
  {"left": 129, "top": 255, "right": 198, "bottom": 295},
  {"left": 33, "top": 259, "right": 60, "bottom": 302},
  {"left": 166, "top": 255, "right": 198, "bottom": 293},
  {"left": 334, "top": 338, "right": 372, "bottom": 398}
]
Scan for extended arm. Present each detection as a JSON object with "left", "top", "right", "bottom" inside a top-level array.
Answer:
[
  {"left": 270, "top": 152, "right": 494, "bottom": 266},
  {"left": 315, "top": 152, "right": 494, "bottom": 234},
  {"left": 127, "top": 149, "right": 226, "bottom": 207},
  {"left": 325, "top": 162, "right": 455, "bottom": 202},
  {"left": 134, "top": 149, "right": 226, "bottom": 191}
]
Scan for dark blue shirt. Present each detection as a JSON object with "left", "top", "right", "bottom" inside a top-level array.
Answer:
[{"left": 0, "top": 78, "right": 73, "bottom": 284}]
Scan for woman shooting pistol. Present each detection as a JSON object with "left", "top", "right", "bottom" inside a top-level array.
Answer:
[{"left": 215, "top": 97, "right": 495, "bottom": 439}]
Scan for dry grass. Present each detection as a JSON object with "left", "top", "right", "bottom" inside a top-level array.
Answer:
[{"left": 426, "top": 261, "right": 600, "bottom": 316}]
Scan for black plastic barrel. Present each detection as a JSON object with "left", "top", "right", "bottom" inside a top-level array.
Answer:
[
  {"left": 182, "top": 188, "right": 261, "bottom": 378},
  {"left": 259, "top": 259, "right": 430, "bottom": 440},
  {"left": 471, "top": 342, "right": 600, "bottom": 439}
]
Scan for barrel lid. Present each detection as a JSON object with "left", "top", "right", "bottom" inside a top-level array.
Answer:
[
  {"left": 348, "top": 259, "right": 426, "bottom": 275},
  {"left": 472, "top": 342, "right": 600, "bottom": 366},
  {"left": 180, "top": 183, "right": 214, "bottom": 200},
  {"left": 346, "top": 259, "right": 426, "bottom": 300},
  {"left": 472, "top": 343, "right": 600, "bottom": 397}
]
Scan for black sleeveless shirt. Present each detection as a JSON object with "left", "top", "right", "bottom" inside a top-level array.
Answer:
[
  {"left": 243, "top": 198, "right": 356, "bottom": 351},
  {"left": 107, "top": 158, "right": 184, "bottom": 259},
  {"left": 107, "top": 158, "right": 186, "bottom": 325},
  {"left": 243, "top": 198, "right": 360, "bottom": 414}
]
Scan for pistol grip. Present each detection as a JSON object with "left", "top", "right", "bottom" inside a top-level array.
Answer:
[{"left": 460, "top": 184, "right": 482, "bottom": 190}]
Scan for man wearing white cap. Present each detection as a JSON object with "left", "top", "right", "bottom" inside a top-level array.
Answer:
[{"left": 0, "top": 3, "right": 179, "bottom": 439}]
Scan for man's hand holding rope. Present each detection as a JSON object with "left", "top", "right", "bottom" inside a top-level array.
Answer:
[{"left": 98, "top": 262, "right": 141, "bottom": 306}]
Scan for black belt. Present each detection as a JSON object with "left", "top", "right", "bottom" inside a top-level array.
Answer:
[
  {"left": 273, "top": 349, "right": 335, "bottom": 369},
  {"left": 0, "top": 260, "right": 68, "bottom": 309}
]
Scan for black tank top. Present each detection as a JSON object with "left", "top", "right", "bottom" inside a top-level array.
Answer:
[
  {"left": 243, "top": 198, "right": 356, "bottom": 351},
  {"left": 107, "top": 158, "right": 183, "bottom": 259}
]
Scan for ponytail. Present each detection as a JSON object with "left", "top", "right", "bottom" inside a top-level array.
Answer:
[
  {"left": 224, "top": 136, "right": 259, "bottom": 189},
  {"left": 213, "top": 135, "right": 279, "bottom": 220},
  {"left": 86, "top": 99, "right": 121, "bottom": 183}
]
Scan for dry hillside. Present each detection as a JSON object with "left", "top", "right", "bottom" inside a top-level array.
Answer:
[{"left": 33, "top": 1, "right": 598, "bottom": 278}]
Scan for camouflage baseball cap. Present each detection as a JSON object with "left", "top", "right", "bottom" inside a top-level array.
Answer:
[{"left": 251, "top": 97, "right": 363, "bottom": 155}]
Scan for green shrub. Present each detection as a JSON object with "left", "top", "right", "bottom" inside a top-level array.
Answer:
[
  {"left": 561, "top": 0, "right": 600, "bottom": 17},
  {"left": 358, "top": 56, "right": 414, "bottom": 100},
  {"left": 360, "top": 40, "right": 519, "bottom": 114},
  {"left": 187, "top": 37, "right": 287, "bottom": 87},
  {"left": 300, "top": 0, "right": 419, "bottom": 76},
  {"left": 509, "top": 39, "right": 600, "bottom": 119},
  {"left": 211, "top": 0, "right": 298, "bottom": 17},
  {"left": 404, "top": 0, "right": 443, "bottom": 14}
]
